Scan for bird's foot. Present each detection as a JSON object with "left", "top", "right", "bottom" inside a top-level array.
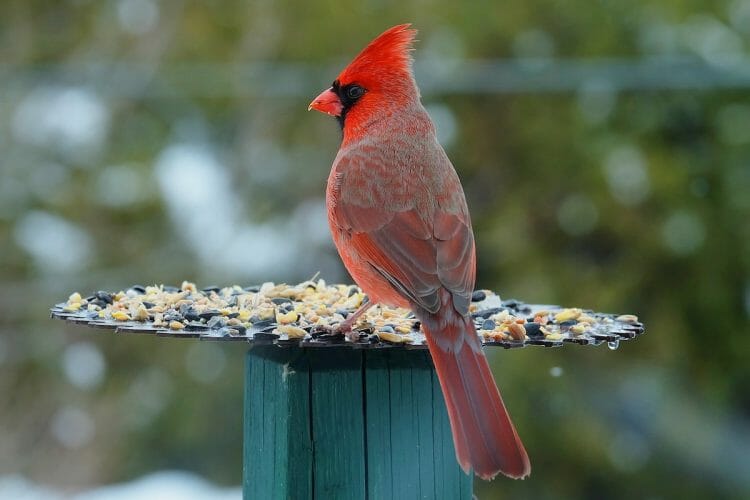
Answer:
[{"left": 334, "top": 301, "right": 375, "bottom": 342}]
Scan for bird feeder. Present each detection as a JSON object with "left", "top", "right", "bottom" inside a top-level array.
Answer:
[{"left": 51, "top": 280, "right": 645, "bottom": 499}]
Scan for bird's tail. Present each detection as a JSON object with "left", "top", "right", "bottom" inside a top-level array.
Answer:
[{"left": 421, "top": 309, "right": 530, "bottom": 480}]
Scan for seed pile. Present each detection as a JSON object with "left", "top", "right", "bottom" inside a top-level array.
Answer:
[{"left": 51, "top": 281, "right": 644, "bottom": 349}]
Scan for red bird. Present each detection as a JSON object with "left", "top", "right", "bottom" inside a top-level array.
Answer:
[{"left": 309, "top": 24, "right": 530, "bottom": 480}]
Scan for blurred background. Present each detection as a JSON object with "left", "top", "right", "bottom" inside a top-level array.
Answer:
[{"left": 1, "top": 1, "right": 749, "bottom": 499}]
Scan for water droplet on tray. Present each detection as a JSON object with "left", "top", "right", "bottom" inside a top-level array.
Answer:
[{"left": 608, "top": 340, "right": 620, "bottom": 350}]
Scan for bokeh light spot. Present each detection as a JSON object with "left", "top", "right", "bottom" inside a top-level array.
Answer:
[
  {"left": 122, "top": 368, "right": 174, "bottom": 430},
  {"left": 117, "top": 0, "right": 159, "bottom": 36},
  {"left": 50, "top": 406, "right": 95, "bottom": 449},
  {"left": 62, "top": 342, "right": 106, "bottom": 391},
  {"left": 13, "top": 211, "right": 94, "bottom": 274},
  {"left": 557, "top": 193, "right": 599, "bottom": 236},
  {"left": 12, "top": 87, "right": 109, "bottom": 159},
  {"left": 184, "top": 343, "right": 227, "bottom": 384},
  {"left": 661, "top": 210, "right": 705, "bottom": 255},
  {"left": 603, "top": 145, "right": 651, "bottom": 206},
  {"left": 577, "top": 80, "right": 617, "bottom": 125}
]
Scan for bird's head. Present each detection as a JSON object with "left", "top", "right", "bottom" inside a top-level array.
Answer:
[{"left": 308, "top": 24, "right": 419, "bottom": 131}]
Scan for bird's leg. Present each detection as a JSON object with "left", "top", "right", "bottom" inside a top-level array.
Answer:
[{"left": 335, "top": 300, "right": 375, "bottom": 342}]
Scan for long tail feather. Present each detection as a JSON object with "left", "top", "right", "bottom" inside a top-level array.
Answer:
[{"left": 422, "top": 310, "right": 530, "bottom": 480}]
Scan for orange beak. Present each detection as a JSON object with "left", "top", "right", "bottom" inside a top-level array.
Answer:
[{"left": 308, "top": 87, "right": 343, "bottom": 117}]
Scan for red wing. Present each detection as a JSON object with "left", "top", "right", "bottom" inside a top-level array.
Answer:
[
  {"left": 333, "top": 201, "right": 475, "bottom": 315},
  {"left": 434, "top": 210, "right": 476, "bottom": 313}
]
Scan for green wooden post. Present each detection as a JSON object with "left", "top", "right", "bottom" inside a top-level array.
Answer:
[{"left": 243, "top": 346, "right": 473, "bottom": 500}]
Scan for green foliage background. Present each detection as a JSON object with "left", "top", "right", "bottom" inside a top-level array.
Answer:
[{"left": 1, "top": 1, "right": 748, "bottom": 498}]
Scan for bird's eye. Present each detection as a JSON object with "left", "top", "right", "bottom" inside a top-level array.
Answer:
[{"left": 346, "top": 85, "right": 365, "bottom": 100}]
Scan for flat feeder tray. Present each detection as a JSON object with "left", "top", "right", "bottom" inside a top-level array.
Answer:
[{"left": 50, "top": 280, "right": 644, "bottom": 350}]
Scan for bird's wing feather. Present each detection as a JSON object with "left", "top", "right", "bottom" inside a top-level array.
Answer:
[{"left": 330, "top": 152, "right": 475, "bottom": 315}]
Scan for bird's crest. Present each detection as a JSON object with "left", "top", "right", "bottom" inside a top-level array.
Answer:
[{"left": 338, "top": 24, "right": 417, "bottom": 85}]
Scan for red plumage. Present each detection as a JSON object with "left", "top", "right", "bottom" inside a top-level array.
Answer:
[{"left": 310, "top": 24, "right": 530, "bottom": 480}]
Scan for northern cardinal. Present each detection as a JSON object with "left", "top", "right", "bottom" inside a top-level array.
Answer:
[{"left": 309, "top": 24, "right": 530, "bottom": 480}]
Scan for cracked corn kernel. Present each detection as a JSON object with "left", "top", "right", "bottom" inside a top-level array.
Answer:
[
  {"left": 616, "top": 314, "right": 638, "bottom": 323},
  {"left": 133, "top": 304, "right": 149, "bottom": 321},
  {"left": 578, "top": 314, "right": 597, "bottom": 324},
  {"left": 570, "top": 324, "right": 587, "bottom": 335},
  {"left": 378, "top": 332, "right": 406, "bottom": 343},
  {"left": 258, "top": 308, "right": 275, "bottom": 320},
  {"left": 112, "top": 311, "right": 130, "bottom": 321},
  {"left": 554, "top": 308, "right": 581, "bottom": 323},
  {"left": 344, "top": 293, "right": 363, "bottom": 309},
  {"left": 278, "top": 325, "right": 306, "bottom": 339},
  {"left": 276, "top": 310, "right": 298, "bottom": 324}
]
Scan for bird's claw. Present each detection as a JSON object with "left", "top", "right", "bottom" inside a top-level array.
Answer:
[{"left": 331, "top": 321, "right": 362, "bottom": 343}]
